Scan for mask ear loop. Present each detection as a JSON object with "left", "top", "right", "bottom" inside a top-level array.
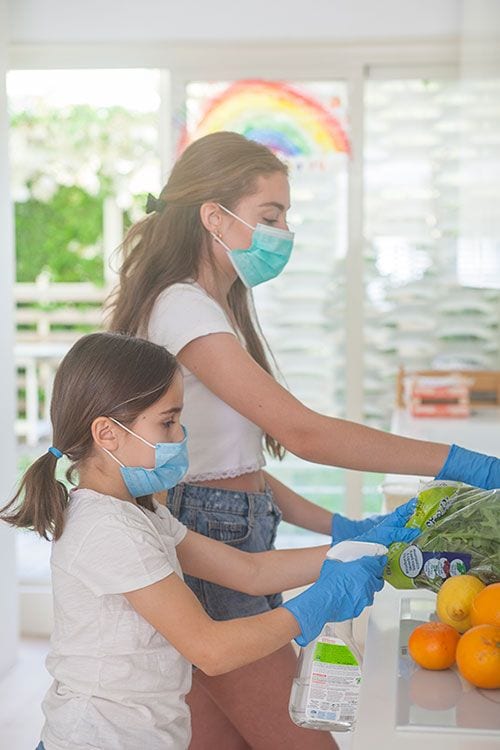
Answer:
[
  {"left": 217, "top": 203, "right": 256, "bottom": 231},
  {"left": 210, "top": 232, "right": 232, "bottom": 252},
  {"left": 101, "top": 417, "right": 155, "bottom": 467},
  {"left": 108, "top": 416, "right": 155, "bottom": 449},
  {"left": 102, "top": 446, "right": 125, "bottom": 468}
]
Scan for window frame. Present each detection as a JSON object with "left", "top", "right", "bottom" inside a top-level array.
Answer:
[{"left": 8, "top": 40, "right": 460, "bottom": 519}]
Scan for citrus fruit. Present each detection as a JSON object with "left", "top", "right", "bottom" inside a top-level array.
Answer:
[
  {"left": 436, "top": 574, "right": 486, "bottom": 633},
  {"left": 456, "top": 624, "right": 500, "bottom": 689},
  {"left": 470, "top": 583, "right": 500, "bottom": 627},
  {"left": 408, "top": 621, "right": 461, "bottom": 670}
]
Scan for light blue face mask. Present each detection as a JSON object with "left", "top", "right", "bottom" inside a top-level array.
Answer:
[
  {"left": 104, "top": 418, "right": 189, "bottom": 498},
  {"left": 213, "top": 204, "right": 294, "bottom": 288}
]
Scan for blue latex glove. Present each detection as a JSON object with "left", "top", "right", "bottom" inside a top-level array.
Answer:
[
  {"left": 282, "top": 524, "right": 420, "bottom": 647},
  {"left": 282, "top": 555, "right": 386, "bottom": 646},
  {"left": 331, "top": 496, "right": 417, "bottom": 545},
  {"left": 352, "top": 522, "right": 421, "bottom": 547},
  {"left": 436, "top": 444, "right": 500, "bottom": 490}
]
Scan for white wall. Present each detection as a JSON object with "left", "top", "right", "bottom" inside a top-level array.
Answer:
[
  {"left": 0, "top": 0, "right": 18, "bottom": 680},
  {"left": 7, "top": 0, "right": 461, "bottom": 43}
]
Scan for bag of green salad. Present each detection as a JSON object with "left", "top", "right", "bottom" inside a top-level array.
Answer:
[{"left": 384, "top": 480, "right": 500, "bottom": 592}]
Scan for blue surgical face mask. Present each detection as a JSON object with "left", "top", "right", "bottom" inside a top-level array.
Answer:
[
  {"left": 212, "top": 204, "right": 294, "bottom": 288},
  {"left": 104, "top": 418, "right": 189, "bottom": 498}
]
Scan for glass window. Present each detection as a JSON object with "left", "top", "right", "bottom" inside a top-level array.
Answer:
[
  {"left": 9, "top": 68, "right": 162, "bottom": 286},
  {"left": 9, "top": 68, "right": 162, "bottom": 584},
  {"left": 362, "top": 77, "right": 500, "bottom": 513},
  {"left": 456, "top": 79, "right": 500, "bottom": 290}
]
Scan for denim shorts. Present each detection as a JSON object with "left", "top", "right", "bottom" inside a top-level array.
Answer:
[{"left": 166, "top": 482, "right": 283, "bottom": 619}]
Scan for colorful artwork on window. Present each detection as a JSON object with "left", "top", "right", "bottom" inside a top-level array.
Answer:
[{"left": 179, "top": 79, "right": 349, "bottom": 157}]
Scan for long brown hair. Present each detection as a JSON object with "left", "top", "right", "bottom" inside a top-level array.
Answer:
[
  {"left": 106, "top": 131, "right": 287, "bottom": 458},
  {"left": 1, "top": 333, "right": 179, "bottom": 540}
]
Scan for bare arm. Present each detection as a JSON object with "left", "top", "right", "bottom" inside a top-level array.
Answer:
[
  {"left": 263, "top": 471, "right": 333, "bottom": 535},
  {"left": 176, "top": 529, "right": 329, "bottom": 595},
  {"left": 125, "top": 572, "right": 300, "bottom": 675},
  {"left": 178, "top": 333, "right": 449, "bottom": 476}
]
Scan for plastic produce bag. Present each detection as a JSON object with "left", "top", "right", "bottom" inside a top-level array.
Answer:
[{"left": 384, "top": 481, "right": 500, "bottom": 592}]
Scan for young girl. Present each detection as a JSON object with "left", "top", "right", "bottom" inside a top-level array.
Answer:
[
  {"left": 107, "top": 131, "right": 500, "bottom": 749},
  {"left": 1, "top": 332, "right": 418, "bottom": 750}
]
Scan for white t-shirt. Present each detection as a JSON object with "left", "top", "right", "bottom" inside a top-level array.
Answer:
[
  {"left": 147, "top": 281, "right": 266, "bottom": 482},
  {"left": 41, "top": 488, "right": 191, "bottom": 750}
]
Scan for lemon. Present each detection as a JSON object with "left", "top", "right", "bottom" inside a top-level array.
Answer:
[{"left": 436, "top": 575, "right": 486, "bottom": 633}]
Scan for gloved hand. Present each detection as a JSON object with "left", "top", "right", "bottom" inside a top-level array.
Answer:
[
  {"left": 352, "top": 521, "right": 421, "bottom": 547},
  {"left": 331, "top": 496, "right": 417, "bottom": 545},
  {"left": 436, "top": 444, "right": 500, "bottom": 490},
  {"left": 282, "top": 524, "right": 420, "bottom": 647},
  {"left": 282, "top": 555, "right": 386, "bottom": 646}
]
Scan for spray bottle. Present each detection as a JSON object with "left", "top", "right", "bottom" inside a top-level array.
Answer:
[{"left": 288, "top": 540, "right": 388, "bottom": 732}]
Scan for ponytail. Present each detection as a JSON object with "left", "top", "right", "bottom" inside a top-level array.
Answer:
[
  {"left": 1, "top": 451, "right": 68, "bottom": 540},
  {"left": 1, "top": 332, "right": 180, "bottom": 541},
  {"left": 107, "top": 132, "right": 288, "bottom": 460}
]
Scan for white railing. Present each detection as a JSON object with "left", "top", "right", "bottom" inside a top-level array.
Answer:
[{"left": 15, "top": 273, "right": 108, "bottom": 445}]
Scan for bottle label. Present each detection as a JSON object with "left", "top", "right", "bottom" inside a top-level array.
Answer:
[{"left": 305, "top": 636, "right": 361, "bottom": 724}]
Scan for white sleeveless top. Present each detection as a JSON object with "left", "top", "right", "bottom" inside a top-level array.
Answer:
[{"left": 147, "top": 282, "right": 265, "bottom": 482}]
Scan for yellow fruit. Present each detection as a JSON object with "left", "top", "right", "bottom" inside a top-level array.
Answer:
[{"left": 437, "top": 575, "right": 486, "bottom": 633}]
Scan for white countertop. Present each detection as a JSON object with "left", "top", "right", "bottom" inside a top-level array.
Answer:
[
  {"left": 391, "top": 407, "right": 500, "bottom": 456},
  {"left": 352, "top": 585, "right": 500, "bottom": 750},
  {"left": 362, "top": 408, "right": 500, "bottom": 747}
]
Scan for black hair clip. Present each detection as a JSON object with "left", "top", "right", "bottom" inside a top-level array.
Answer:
[{"left": 145, "top": 193, "right": 166, "bottom": 214}]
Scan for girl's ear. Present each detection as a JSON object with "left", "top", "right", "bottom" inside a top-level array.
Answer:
[
  {"left": 91, "top": 417, "right": 121, "bottom": 451},
  {"left": 200, "top": 202, "right": 223, "bottom": 234}
]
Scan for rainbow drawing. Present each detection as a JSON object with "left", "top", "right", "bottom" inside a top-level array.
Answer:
[{"left": 178, "top": 79, "right": 350, "bottom": 157}]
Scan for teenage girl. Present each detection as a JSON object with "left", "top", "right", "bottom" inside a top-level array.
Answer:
[
  {"left": 1, "top": 332, "right": 419, "bottom": 750},
  {"left": 107, "top": 131, "right": 499, "bottom": 749}
]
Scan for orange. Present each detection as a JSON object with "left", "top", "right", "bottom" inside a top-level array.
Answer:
[
  {"left": 408, "top": 621, "right": 461, "bottom": 670},
  {"left": 470, "top": 583, "right": 500, "bottom": 627},
  {"left": 456, "top": 624, "right": 500, "bottom": 689}
]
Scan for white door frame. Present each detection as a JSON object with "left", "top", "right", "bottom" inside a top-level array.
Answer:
[{"left": 0, "top": 0, "right": 19, "bottom": 677}]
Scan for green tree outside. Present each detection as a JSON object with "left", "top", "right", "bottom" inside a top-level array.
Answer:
[{"left": 11, "top": 104, "right": 160, "bottom": 283}]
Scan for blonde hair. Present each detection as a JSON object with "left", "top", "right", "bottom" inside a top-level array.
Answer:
[{"left": 106, "top": 131, "right": 288, "bottom": 458}]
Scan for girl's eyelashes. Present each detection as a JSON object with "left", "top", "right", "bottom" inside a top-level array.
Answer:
[
  {"left": 163, "top": 419, "right": 176, "bottom": 428},
  {"left": 263, "top": 217, "right": 278, "bottom": 225}
]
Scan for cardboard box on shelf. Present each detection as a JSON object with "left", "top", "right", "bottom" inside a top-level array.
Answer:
[{"left": 410, "top": 375, "right": 471, "bottom": 418}]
